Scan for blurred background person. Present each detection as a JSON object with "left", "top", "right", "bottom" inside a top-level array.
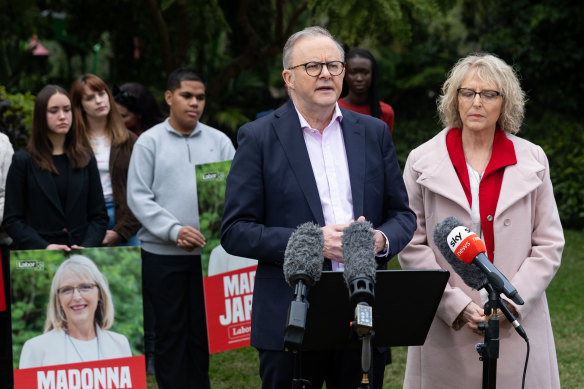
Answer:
[
  {"left": 398, "top": 53, "right": 563, "bottom": 388},
  {"left": 113, "top": 82, "right": 166, "bottom": 137},
  {"left": 19, "top": 254, "right": 131, "bottom": 368},
  {"left": 340, "top": 47, "right": 397, "bottom": 371},
  {"left": 338, "top": 48, "right": 395, "bottom": 134},
  {"left": 0, "top": 132, "right": 13, "bottom": 246},
  {"left": 71, "top": 74, "right": 141, "bottom": 247},
  {"left": 111, "top": 81, "right": 166, "bottom": 373},
  {"left": 0, "top": 132, "right": 13, "bottom": 386},
  {"left": 2, "top": 85, "right": 107, "bottom": 250}
]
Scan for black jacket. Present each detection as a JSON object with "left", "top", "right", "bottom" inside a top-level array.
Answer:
[{"left": 2, "top": 150, "right": 108, "bottom": 249}]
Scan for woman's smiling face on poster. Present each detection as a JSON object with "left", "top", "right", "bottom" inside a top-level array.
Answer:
[{"left": 57, "top": 270, "right": 100, "bottom": 329}]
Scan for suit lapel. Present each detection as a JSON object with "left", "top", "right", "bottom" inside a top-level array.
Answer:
[
  {"left": 340, "top": 112, "right": 365, "bottom": 218},
  {"left": 272, "top": 102, "right": 325, "bottom": 226},
  {"left": 30, "top": 161, "right": 64, "bottom": 215}
]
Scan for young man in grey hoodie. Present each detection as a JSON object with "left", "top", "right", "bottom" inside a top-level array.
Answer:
[{"left": 127, "top": 68, "right": 235, "bottom": 389}]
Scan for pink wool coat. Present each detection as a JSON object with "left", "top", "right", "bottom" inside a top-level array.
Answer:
[{"left": 398, "top": 128, "right": 563, "bottom": 389}]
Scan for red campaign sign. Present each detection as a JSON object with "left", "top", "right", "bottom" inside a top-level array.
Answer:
[
  {"left": 14, "top": 355, "right": 146, "bottom": 389},
  {"left": 203, "top": 265, "right": 257, "bottom": 354}
]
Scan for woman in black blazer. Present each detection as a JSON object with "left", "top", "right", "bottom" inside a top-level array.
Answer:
[{"left": 2, "top": 85, "right": 108, "bottom": 250}]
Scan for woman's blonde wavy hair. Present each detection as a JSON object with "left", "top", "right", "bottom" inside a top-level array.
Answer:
[{"left": 437, "top": 53, "right": 526, "bottom": 134}]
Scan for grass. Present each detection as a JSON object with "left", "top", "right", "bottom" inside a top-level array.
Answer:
[
  {"left": 547, "top": 230, "right": 584, "bottom": 388},
  {"left": 146, "top": 229, "right": 583, "bottom": 388}
]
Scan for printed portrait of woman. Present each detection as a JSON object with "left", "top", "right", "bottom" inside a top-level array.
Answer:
[{"left": 19, "top": 255, "right": 132, "bottom": 368}]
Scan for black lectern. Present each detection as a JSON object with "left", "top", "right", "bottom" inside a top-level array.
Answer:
[{"left": 303, "top": 269, "right": 450, "bottom": 350}]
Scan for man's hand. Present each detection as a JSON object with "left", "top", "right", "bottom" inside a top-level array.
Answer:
[
  {"left": 321, "top": 223, "right": 349, "bottom": 263},
  {"left": 323, "top": 216, "right": 386, "bottom": 262},
  {"left": 354, "top": 216, "right": 386, "bottom": 254},
  {"left": 177, "top": 226, "right": 206, "bottom": 252},
  {"left": 373, "top": 230, "right": 386, "bottom": 254}
]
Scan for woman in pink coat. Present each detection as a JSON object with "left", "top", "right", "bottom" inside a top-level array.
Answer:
[{"left": 398, "top": 53, "right": 563, "bottom": 388}]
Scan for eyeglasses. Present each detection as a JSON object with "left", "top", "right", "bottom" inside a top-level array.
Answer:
[
  {"left": 457, "top": 88, "right": 502, "bottom": 103},
  {"left": 288, "top": 61, "right": 345, "bottom": 77},
  {"left": 58, "top": 283, "right": 98, "bottom": 296}
]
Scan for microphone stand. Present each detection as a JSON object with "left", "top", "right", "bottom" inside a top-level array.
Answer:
[
  {"left": 284, "top": 278, "right": 313, "bottom": 389},
  {"left": 476, "top": 283, "right": 501, "bottom": 389},
  {"left": 291, "top": 350, "right": 312, "bottom": 389},
  {"left": 346, "top": 275, "right": 375, "bottom": 389},
  {"left": 351, "top": 303, "right": 373, "bottom": 389}
]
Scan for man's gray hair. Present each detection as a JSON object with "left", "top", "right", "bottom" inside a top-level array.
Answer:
[{"left": 282, "top": 26, "right": 345, "bottom": 70}]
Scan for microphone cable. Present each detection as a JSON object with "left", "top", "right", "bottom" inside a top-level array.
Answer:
[{"left": 521, "top": 338, "right": 530, "bottom": 389}]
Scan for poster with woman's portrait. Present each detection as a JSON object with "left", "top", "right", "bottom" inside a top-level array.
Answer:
[
  {"left": 10, "top": 246, "right": 146, "bottom": 389},
  {"left": 196, "top": 161, "right": 257, "bottom": 354}
]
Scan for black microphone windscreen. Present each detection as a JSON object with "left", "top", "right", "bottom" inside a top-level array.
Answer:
[
  {"left": 342, "top": 221, "right": 377, "bottom": 287},
  {"left": 433, "top": 217, "right": 488, "bottom": 290},
  {"left": 283, "top": 222, "right": 324, "bottom": 288}
]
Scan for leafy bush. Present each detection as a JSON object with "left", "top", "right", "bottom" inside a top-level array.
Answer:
[
  {"left": 0, "top": 86, "right": 34, "bottom": 150},
  {"left": 393, "top": 117, "right": 441, "bottom": 170},
  {"left": 522, "top": 116, "right": 584, "bottom": 229}
]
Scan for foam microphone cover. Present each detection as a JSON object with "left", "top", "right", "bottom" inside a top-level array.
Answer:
[
  {"left": 283, "top": 222, "right": 325, "bottom": 288},
  {"left": 433, "top": 217, "right": 488, "bottom": 290},
  {"left": 342, "top": 221, "right": 377, "bottom": 287}
]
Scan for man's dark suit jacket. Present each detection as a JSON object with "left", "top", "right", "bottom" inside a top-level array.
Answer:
[
  {"left": 3, "top": 150, "right": 108, "bottom": 249},
  {"left": 221, "top": 100, "right": 416, "bottom": 350}
]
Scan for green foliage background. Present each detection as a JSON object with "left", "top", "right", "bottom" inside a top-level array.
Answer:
[
  {"left": 10, "top": 246, "right": 143, "bottom": 369},
  {"left": 196, "top": 161, "right": 232, "bottom": 277},
  {"left": 0, "top": 86, "right": 34, "bottom": 150}
]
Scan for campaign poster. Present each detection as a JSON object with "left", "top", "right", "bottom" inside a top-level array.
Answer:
[
  {"left": 196, "top": 160, "right": 257, "bottom": 354},
  {"left": 11, "top": 246, "right": 146, "bottom": 389}
]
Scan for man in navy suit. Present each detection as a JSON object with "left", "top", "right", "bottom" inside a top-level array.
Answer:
[{"left": 221, "top": 26, "right": 416, "bottom": 389}]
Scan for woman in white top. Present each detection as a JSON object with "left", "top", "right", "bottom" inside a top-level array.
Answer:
[
  {"left": 70, "top": 74, "right": 140, "bottom": 247},
  {"left": 19, "top": 255, "right": 131, "bottom": 368}
]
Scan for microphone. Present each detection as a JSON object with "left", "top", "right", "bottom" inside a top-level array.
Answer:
[
  {"left": 434, "top": 217, "right": 523, "bottom": 304},
  {"left": 342, "top": 221, "right": 376, "bottom": 332},
  {"left": 342, "top": 221, "right": 377, "bottom": 379},
  {"left": 342, "top": 221, "right": 376, "bottom": 305},
  {"left": 434, "top": 217, "right": 528, "bottom": 341},
  {"left": 433, "top": 217, "right": 488, "bottom": 291},
  {"left": 282, "top": 222, "right": 324, "bottom": 351},
  {"left": 446, "top": 223, "right": 523, "bottom": 305}
]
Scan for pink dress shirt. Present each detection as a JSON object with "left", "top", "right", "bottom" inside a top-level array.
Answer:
[{"left": 296, "top": 104, "right": 352, "bottom": 271}]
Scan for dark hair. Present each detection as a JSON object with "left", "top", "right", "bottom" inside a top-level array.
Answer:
[
  {"left": 70, "top": 74, "right": 129, "bottom": 148},
  {"left": 167, "top": 68, "right": 205, "bottom": 92},
  {"left": 27, "top": 85, "right": 91, "bottom": 174},
  {"left": 113, "top": 82, "right": 166, "bottom": 133},
  {"left": 340, "top": 48, "right": 382, "bottom": 119}
]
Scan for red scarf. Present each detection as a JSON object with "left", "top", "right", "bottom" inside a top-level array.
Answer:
[{"left": 446, "top": 128, "right": 517, "bottom": 262}]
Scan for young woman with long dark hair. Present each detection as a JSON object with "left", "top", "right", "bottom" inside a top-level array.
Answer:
[{"left": 3, "top": 85, "right": 108, "bottom": 250}]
